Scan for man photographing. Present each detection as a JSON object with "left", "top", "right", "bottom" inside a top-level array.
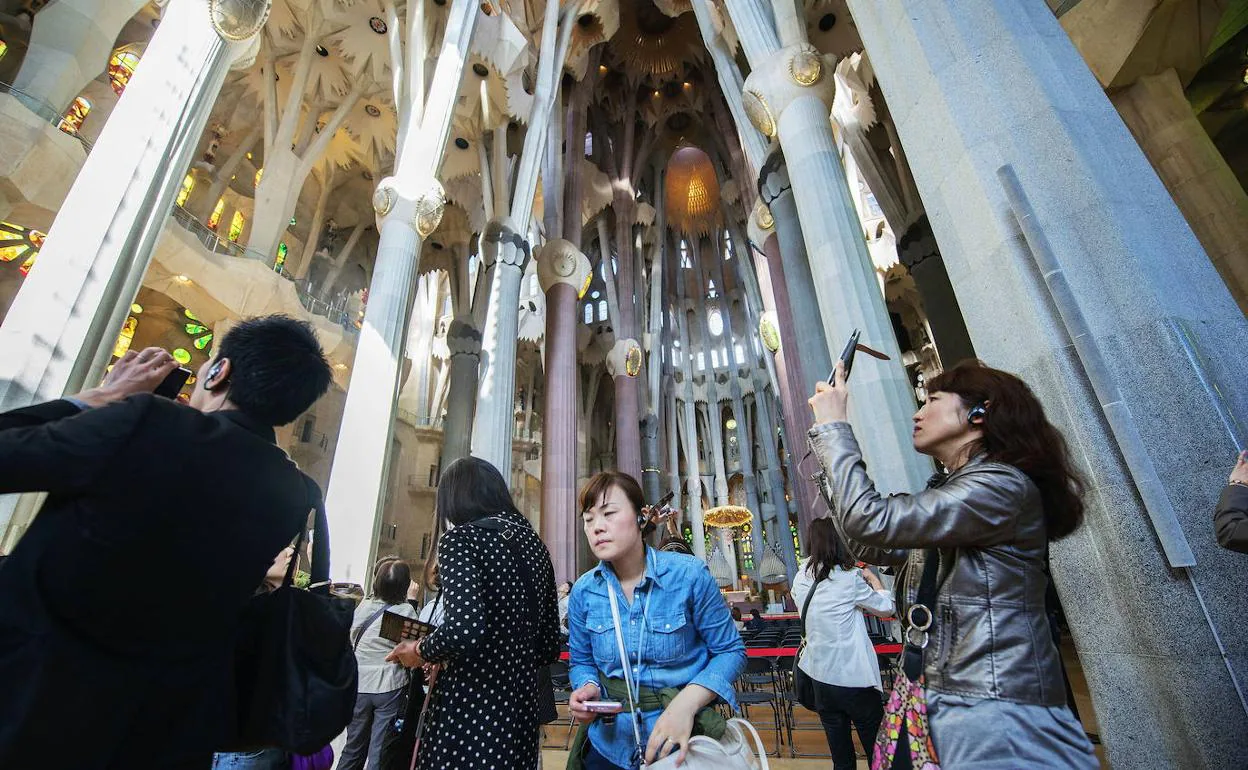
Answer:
[{"left": 0, "top": 314, "right": 333, "bottom": 770}]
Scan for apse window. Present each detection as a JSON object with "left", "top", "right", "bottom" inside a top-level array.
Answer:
[{"left": 708, "top": 309, "right": 723, "bottom": 336}]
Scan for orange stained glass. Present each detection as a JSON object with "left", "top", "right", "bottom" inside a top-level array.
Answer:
[
  {"left": 58, "top": 97, "right": 91, "bottom": 135},
  {"left": 0, "top": 221, "right": 46, "bottom": 277},
  {"left": 108, "top": 50, "right": 140, "bottom": 96},
  {"left": 207, "top": 199, "right": 225, "bottom": 230}
]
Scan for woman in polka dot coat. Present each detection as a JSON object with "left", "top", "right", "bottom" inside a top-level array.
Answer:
[{"left": 387, "top": 457, "right": 560, "bottom": 770}]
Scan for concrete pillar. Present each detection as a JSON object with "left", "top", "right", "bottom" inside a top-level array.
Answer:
[
  {"left": 1111, "top": 69, "right": 1248, "bottom": 316},
  {"left": 537, "top": 239, "right": 591, "bottom": 583},
  {"left": 470, "top": 217, "right": 531, "bottom": 474},
  {"left": 743, "top": 52, "right": 931, "bottom": 496},
  {"left": 896, "top": 216, "right": 977, "bottom": 368},
  {"left": 605, "top": 336, "right": 644, "bottom": 479},
  {"left": 847, "top": 1, "right": 1248, "bottom": 764},
  {"left": 12, "top": 0, "right": 149, "bottom": 113},
  {"left": 323, "top": 0, "right": 477, "bottom": 585}
]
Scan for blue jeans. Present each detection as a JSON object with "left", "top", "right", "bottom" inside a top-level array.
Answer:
[
  {"left": 583, "top": 739, "right": 630, "bottom": 770},
  {"left": 211, "top": 748, "right": 289, "bottom": 770}
]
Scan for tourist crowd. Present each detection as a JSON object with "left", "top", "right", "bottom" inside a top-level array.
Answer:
[{"left": 1, "top": 314, "right": 1241, "bottom": 769}]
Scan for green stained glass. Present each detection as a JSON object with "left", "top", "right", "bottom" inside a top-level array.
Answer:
[
  {"left": 185, "top": 323, "right": 208, "bottom": 335},
  {"left": 791, "top": 520, "right": 802, "bottom": 559},
  {"left": 184, "top": 309, "right": 199, "bottom": 321},
  {"left": 193, "top": 334, "right": 213, "bottom": 350},
  {"left": 172, "top": 348, "right": 192, "bottom": 365},
  {"left": 276, "top": 242, "right": 288, "bottom": 270}
]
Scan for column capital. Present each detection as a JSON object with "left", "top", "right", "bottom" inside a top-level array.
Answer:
[
  {"left": 446, "top": 317, "right": 482, "bottom": 357},
  {"left": 606, "top": 337, "right": 642, "bottom": 378},
  {"left": 372, "top": 175, "right": 446, "bottom": 237},
  {"left": 208, "top": 0, "right": 272, "bottom": 42},
  {"left": 741, "top": 43, "right": 837, "bottom": 139},
  {"left": 480, "top": 216, "right": 532, "bottom": 271},
  {"left": 536, "top": 238, "right": 591, "bottom": 295}
]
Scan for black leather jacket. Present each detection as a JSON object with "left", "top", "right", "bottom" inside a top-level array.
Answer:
[{"left": 809, "top": 422, "right": 1065, "bottom": 706}]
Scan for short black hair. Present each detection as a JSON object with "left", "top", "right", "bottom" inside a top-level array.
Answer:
[
  {"left": 436, "top": 456, "right": 521, "bottom": 527},
  {"left": 374, "top": 558, "right": 411, "bottom": 604},
  {"left": 217, "top": 315, "right": 332, "bottom": 426}
]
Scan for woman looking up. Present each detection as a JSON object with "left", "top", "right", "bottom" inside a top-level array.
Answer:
[
  {"left": 792, "top": 519, "right": 894, "bottom": 770},
  {"left": 385, "top": 457, "right": 560, "bottom": 769},
  {"left": 807, "top": 359, "right": 1096, "bottom": 769},
  {"left": 566, "top": 471, "right": 746, "bottom": 770}
]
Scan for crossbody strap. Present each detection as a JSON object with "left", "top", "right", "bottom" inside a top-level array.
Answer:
[
  {"left": 796, "top": 574, "right": 819, "bottom": 659},
  {"left": 465, "top": 516, "right": 540, "bottom": 641},
  {"left": 902, "top": 548, "right": 942, "bottom": 680},
  {"left": 606, "top": 581, "right": 647, "bottom": 764},
  {"left": 352, "top": 603, "right": 392, "bottom": 650}
]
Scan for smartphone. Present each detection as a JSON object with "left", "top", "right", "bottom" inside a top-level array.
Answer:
[
  {"left": 828, "top": 329, "right": 862, "bottom": 385},
  {"left": 153, "top": 366, "right": 192, "bottom": 399},
  {"left": 582, "top": 700, "right": 624, "bottom": 714}
]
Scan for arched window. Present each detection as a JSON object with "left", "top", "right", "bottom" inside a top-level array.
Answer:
[
  {"left": 228, "top": 211, "right": 246, "bottom": 242},
  {"left": 175, "top": 174, "right": 195, "bottom": 208},
  {"left": 679, "top": 240, "right": 691, "bottom": 269},
  {"left": 597, "top": 299, "right": 607, "bottom": 321},
  {"left": 58, "top": 97, "right": 91, "bottom": 135},
  {"left": 711, "top": 349, "right": 720, "bottom": 368},
  {"left": 734, "top": 343, "right": 745, "bottom": 364},
  {"left": 108, "top": 49, "right": 141, "bottom": 96},
  {"left": 207, "top": 199, "right": 225, "bottom": 230},
  {"left": 707, "top": 278, "right": 717, "bottom": 299},
  {"left": 583, "top": 303, "right": 593, "bottom": 324},
  {"left": 0, "top": 221, "right": 46, "bottom": 277},
  {"left": 723, "top": 230, "right": 733, "bottom": 260}
]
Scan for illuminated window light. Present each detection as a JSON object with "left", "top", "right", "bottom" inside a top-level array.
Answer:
[
  {"left": 175, "top": 174, "right": 195, "bottom": 207},
  {"left": 57, "top": 97, "right": 91, "bottom": 135},
  {"left": 108, "top": 49, "right": 141, "bottom": 96},
  {"left": 228, "top": 211, "right": 245, "bottom": 242},
  {"left": 207, "top": 199, "right": 225, "bottom": 230},
  {"left": 0, "top": 221, "right": 46, "bottom": 277}
]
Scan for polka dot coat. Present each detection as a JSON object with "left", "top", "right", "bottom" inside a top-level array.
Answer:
[{"left": 417, "top": 510, "right": 560, "bottom": 769}]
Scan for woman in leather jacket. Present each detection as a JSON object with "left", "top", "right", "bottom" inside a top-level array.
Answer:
[{"left": 808, "top": 359, "right": 1096, "bottom": 769}]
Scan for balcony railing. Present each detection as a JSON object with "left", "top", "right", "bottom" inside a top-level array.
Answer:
[{"left": 0, "top": 81, "right": 94, "bottom": 153}]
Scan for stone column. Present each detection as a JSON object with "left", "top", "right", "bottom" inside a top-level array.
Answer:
[
  {"left": 896, "top": 217, "right": 977, "bottom": 368},
  {"left": 470, "top": 217, "right": 532, "bottom": 474},
  {"left": 438, "top": 318, "right": 482, "bottom": 465},
  {"left": 847, "top": 1, "right": 1248, "bottom": 764},
  {"left": 537, "top": 239, "right": 591, "bottom": 583},
  {"left": 1111, "top": 69, "right": 1248, "bottom": 315},
  {"left": 606, "top": 337, "right": 644, "bottom": 479},
  {"left": 322, "top": 0, "right": 477, "bottom": 585},
  {"left": 13, "top": 0, "right": 150, "bottom": 112},
  {"left": 744, "top": 51, "right": 931, "bottom": 496}
]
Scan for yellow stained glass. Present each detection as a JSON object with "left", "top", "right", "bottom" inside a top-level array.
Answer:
[
  {"left": 175, "top": 174, "right": 195, "bottom": 207},
  {"left": 207, "top": 199, "right": 225, "bottom": 230},
  {"left": 108, "top": 49, "right": 140, "bottom": 96},
  {"left": 0, "top": 221, "right": 46, "bottom": 277},
  {"left": 228, "top": 211, "right": 245, "bottom": 242},
  {"left": 58, "top": 97, "right": 91, "bottom": 135},
  {"left": 254, "top": 167, "right": 264, "bottom": 187},
  {"left": 275, "top": 242, "right": 288, "bottom": 271},
  {"left": 0, "top": 40, "right": 8, "bottom": 61},
  {"left": 112, "top": 316, "right": 137, "bottom": 359}
]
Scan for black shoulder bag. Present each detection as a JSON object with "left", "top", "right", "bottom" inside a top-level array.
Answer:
[
  {"left": 467, "top": 515, "right": 559, "bottom": 725},
  {"left": 791, "top": 579, "right": 820, "bottom": 710},
  {"left": 223, "top": 486, "right": 359, "bottom": 754}
]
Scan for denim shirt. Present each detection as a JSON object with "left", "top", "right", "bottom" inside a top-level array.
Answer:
[{"left": 568, "top": 547, "right": 746, "bottom": 769}]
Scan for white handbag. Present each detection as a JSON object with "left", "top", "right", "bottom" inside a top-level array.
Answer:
[{"left": 606, "top": 583, "right": 769, "bottom": 770}]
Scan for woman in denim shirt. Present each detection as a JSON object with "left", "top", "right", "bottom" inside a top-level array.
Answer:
[{"left": 567, "top": 472, "right": 746, "bottom": 769}]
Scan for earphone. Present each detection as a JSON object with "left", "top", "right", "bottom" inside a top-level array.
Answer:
[
  {"left": 204, "top": 360, "right": 227, "bottom": 391},
  {"left": 637, "top": 511, "right": 647, "bottom": 530},
  {"left": 967, "top": 403, "right": 987, "bottom": 424}
]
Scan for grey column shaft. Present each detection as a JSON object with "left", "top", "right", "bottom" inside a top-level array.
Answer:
[
  {"left": 439, "top": 349, "right": 481, "bottom": 464},
  {"left": 847, "top": 0, "right": 1248, "bottom": 764}
]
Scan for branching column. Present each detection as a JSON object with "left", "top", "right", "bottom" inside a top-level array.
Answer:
[{"left": 438, "top": 318, "right": 482, "bottom": 464}]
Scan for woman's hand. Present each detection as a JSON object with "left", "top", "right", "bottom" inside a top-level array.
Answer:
[
  {"left": 406, "top": 579, "right": 421, "bottom": 601},
  {"left": 385, "top": 640, "right": 424, "bottom": 668},
  {"left": 1230, "top": 451, "right": 1248, "bottom": 486},
  {"left": 808, "top": 360, "right": 850, "bottom": 425},
  {"left": 861, "top": 567, "right": 884, "bottom": 592},
  {"left": 568, "top": 682, "right": 601, "bottom": 723},
  {"left": 646, "top": 692, "right": 702, "bottom": 765}
]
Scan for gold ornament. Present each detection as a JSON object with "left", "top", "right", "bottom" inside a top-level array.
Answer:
[
  {"left": 756, "top": 204, "right": 774, "bottom": 231},
  {"left": 625, "top": 342, "right": 643, "bottom": 377},
  {"left": 371, "top": 185, "right": 394, "bottom": 216},
  {"left": 209, "top": 0, "right": 272, "bottom": 42},
  {"left": 413, "top": 182, "right": 447, "bottom": 237},
  {"left": 789, "top": 46, "right": 823, "bottom": 86},
  {"left": 742, "top": 89, "right": 776, "bottom": 138},
  {"left": 704, "top": 505, "right": 753, "bottom": 528},
  {"left": 759, "top": 316, "right": 781, "bottom": 352}
]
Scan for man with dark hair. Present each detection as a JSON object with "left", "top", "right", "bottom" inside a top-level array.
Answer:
[{"left": 0, "top": 314, "right": 333, "bottom": 769}]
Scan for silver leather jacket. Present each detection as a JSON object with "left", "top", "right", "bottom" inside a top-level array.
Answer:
[{"left": 808, "top": 422, "right": 1065, "bottom": 706}]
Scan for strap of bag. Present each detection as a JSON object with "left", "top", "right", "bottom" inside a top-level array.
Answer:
[
  {"left": 285, "top": 474, "right": 331, "bottom": 594},
  {"left": 797, "top": 577, "right": 819, "bottom": 642},
  {"left": 351, "top": 603, "right": 392, "bottom": 650},
  {"left": 606, "top": 581, "right": 647, "bottom": 765},
  {"left": 465, "top": 516, "right": 540, "bottom": 636},
  {"left": 902, "top": 548, "right": 942, "bottom": 680}
]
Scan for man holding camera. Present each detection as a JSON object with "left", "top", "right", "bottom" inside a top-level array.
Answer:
[{"left": 0, "top": 315, "right": 333, "bottom": 770}]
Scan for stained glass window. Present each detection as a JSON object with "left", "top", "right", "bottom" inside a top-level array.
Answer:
[
  {"left": 183, "top": 308, "right": 213, "bottom": 350},
  {"left": 228, "top": 211, "right": 245, "bottom": 242},
  {"left": 112, "top": 316, "right": 137, "bottom": 359},
  {"left": 207, "top": 199, "right": 225, "bottom": 230},
  {"left": 0, "top": 221, "right": 46, "bottom": 277},
  {"left": 597, "top": 299, "right": 607, "bottom": 321},
  {"left": 0, "top": 40, "right": 7, "bottom": 61},
  {"left": 172, "top": 348, "right": 192, "bottom": 365},
  {"left": 790, "top": 519, "right": 802, "bottom": 559},
  {"left": 254, "top": 167, "right": 264, "bottom": 187},
  {"left": 583, "top": 303, "right": 593, "bottom": 324},
  {"left": 175, "top": 174, "right": 194, "bottom": 207},
  {"left": 739, "top": 522, "right": 754, "bottom": 571},
  {"left": 275, "top": 242, "right": 288, "bottom": 271},
  {"left": 58, "top": 97, "right": 91, "bottom": 135},
  {"left": 108, "top": 49, "right": 140, "bottom": 96}
]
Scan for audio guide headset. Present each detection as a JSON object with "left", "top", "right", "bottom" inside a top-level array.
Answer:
[{"left": 967, "top": 403, "right": 987, "bottom": 425}]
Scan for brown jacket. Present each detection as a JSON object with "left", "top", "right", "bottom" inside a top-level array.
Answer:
[{"left": 1215, "top": 484, "right": 1248, "bottom": 553}]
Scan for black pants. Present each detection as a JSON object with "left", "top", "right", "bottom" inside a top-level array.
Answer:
[{"left": 812, "top": 681, "right": 884, "bottom": 770}]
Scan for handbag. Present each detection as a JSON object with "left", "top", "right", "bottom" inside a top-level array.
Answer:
[
  {"left": 871, "top": 549, "right": 943, "bottom": 770},
  {"left": 605, "top": 582, "right": 769, "bottom": 770},
  {"left": 791, "top": 578, "right": 820, "bottom": 711},
  {"left": 223, "top": 492, "right": 359, "bottom": 755}
]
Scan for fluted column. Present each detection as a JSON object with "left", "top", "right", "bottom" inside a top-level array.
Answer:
[
  {"left": 538, "top": 239, "right": 591, "bottom": 582},
  {"left": 470, "top": 217, "right": 532, "bottom": 474},
  {"left": 439, "top": 318, "right": 483, "bottom": 465},
  {"left": 744, "top": 48, "right": 931, "bottom": 495},
  {"left": 323, "top": 0, "right": 477, "bottom": 585}
]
